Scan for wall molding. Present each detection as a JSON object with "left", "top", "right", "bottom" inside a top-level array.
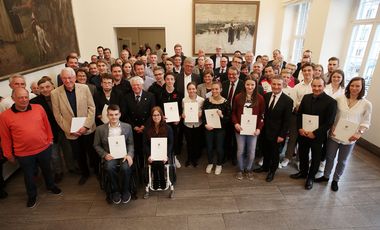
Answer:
[{"left": 357, "top": 138, "right": 380, "bottom": 157}]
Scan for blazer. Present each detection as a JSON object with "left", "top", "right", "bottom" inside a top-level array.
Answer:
[
  {"left": 196, "top": 83, "right": 212, "bottom": 99},
  {"left": 214, "top": 67, "right": 228, "bottom": 82},
  {"left": 221, "top": 79, "right": 244, "bottom": 106},
  {"left": 174, "top": 72, "right": 200, "bottom": 98},
  {"left": 30, "top": 95, "right": 60, "bottom": 143},
  {"left": 297, "top": 92, "right": 337, "bottom": 142},
  {"left": 93, "top": 122, "right": 134, "bottom": 159},
  {"left": 262, "top": 92, "right": 293, "bottom": 140},
  {"left": 51, "top": 83, "right": 96, "bottom": 140},
  {"left": 210, "top": 54, "right": 229, "bottom": 69},
  {"left": 93, "top": 89, "right": 125, "bottom": 126},
  {"left": 124, "top": 91, "right": 156, "bottom": 128}
]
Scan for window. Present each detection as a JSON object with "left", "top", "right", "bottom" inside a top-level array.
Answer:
[
  {"left": 291, "top": 2, "right": 310, "bottom": 63},
  {"left": 344, "top": 0, "right": 380, "bottom": 92}
]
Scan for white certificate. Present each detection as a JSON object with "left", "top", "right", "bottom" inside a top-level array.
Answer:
[
  {"left": 205, "top": 109, "right": 221, "bottom": 128},
  {"left": 101, "top": 104, "right": 109, "bottom": 124},
  {"left": 334, "top": 119, "right": 359, "bottom": 142},
  {"left": 240, "top": 114, "right": 257, "bottom": 135},
  {"left": 302, "top": 114, "right": 319, "bottom": 132},
  {"left": 108, "top": 135, "right": 127, "bottom": 159},
  {"left": 70, "top": 117, "right": 86, "bottom": 133},
  {"left": 262, "top": 81, "right": 272, "bottom": 92},
  {"left": 164, "top": 102, "right": 180, "bottom": 123},
  {"left": 184, "top": 102, "right": 198, "bottom": 123},
  {"left": 151, "top": 138, "right": 167, "bottom": 161}
]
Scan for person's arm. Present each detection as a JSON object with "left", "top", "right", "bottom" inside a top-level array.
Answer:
[
  {"left": 83, "top": 86, "right": 96, "bottom": 131},
  {"left": 167, "top": 125, "right": 174, "bottom": 159},
  {"left": 51, "top": 89, "right": 66, "bottom": 132},
  {"left": 125, "top": 124, "right": 135, "bottom": 159},
  {"left": 39, "top": 106, "right": 53, "bottom": 143},
  {"left": 313, "top": 99, "right": 337, "bottom": 138},
  {"left": 93, "top": 127, "right": 107, "bottom": 159},
  {"left": 0, "top": 115, "right": 14, "bottom": 161}
]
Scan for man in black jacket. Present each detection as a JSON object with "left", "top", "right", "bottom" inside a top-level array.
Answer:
[
  {"left": 256, "top": 76, "right": 293, "bottom": 182},
  {"left": 290, "top": 77, "right": 337, "bottom": 190}
]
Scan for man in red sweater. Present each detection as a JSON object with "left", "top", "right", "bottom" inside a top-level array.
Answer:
[{"left": 0, "top": 88, "right": 62, "bottom": 208}]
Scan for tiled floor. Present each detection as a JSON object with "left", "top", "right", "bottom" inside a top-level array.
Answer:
[{"left": 1, "top": 145, "right": 380, "bottom": 230}]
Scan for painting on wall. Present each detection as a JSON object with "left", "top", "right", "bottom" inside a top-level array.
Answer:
[
  {"left": 0, "top": 0, "right": 79, "bottom": 81},
  {"left": 193, "top": 0, "right": 260, "bottom": 55}
]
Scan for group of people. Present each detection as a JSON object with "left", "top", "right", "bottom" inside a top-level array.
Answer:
[{"left": 0, "top": 44, "right": 372, "bottom": 208}]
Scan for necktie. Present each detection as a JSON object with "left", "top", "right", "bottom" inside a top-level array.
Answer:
[
  {"left": 269, "top": 94, "right": 276, "bottom": 111},
  {"left": 135, "top": 95, "right": 140, "bottom": 103},
  {"left": 227, "top": 82, "right": 235, "bottom": 102}
]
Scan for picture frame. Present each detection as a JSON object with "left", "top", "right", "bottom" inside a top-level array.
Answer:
[
  {"left": 0, "top": 0, "right": 79, "bottom": 81},
  {"left": 193, "top": 0, "right": 260, "bottom": 55}
]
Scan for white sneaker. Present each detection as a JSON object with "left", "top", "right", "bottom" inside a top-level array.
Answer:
[
  {"left": 214, "top": 165, "right": 222, "bottom": 175},
  {"left": 281, "top": 158, "right": 290, "bottom": 167},
  {"left": 206, "top": 164, "right": 213, "bottom": 174},
  {"left": 278, "top": 163, "right": 282, "bottom": 169},
  {"left": 175, "top": 156, "right": 181, "bottom": 168},
  {"left": 258, "top": 158, "right": 263, "bottom": 166},
  {"left": 296, "top": 161, "right": 300, "bottom": 171},
  {"left": 319, "top": 160, "right": 326, "bottom": 172}
]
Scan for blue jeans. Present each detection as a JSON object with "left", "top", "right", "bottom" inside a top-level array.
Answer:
[
  {"left": 235, "top": 133, "right": 258, "bottom": 171},
  {"left": 104, "top": 159, "right": 132, "bottom": 196},
  {"left": 205, "top": 129, "right": 225, "bottom": 165},
  {"left": 17, "top": 145, "right": 55, "bottom": 199},
  {"left": 324, "top": 138, "right": 355, "bottom": 182}
]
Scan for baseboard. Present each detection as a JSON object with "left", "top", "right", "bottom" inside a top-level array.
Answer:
[{"left": 357, "top": 138, "right": 380, "bottom": 157}]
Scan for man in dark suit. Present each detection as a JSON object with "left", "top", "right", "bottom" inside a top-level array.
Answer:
[
  {"left": 175, "top": 57, "right": 200, "bottom": 99},
  {"left": 290, "top": 77, "right": 337, "bottom": 190},
  {"left": 124, "top": 76, "right": 155, "bottom": 182},
  {"left": 255, "top": 76, "right": 293, "bottom": 182},
  {"left": 221, "top": 66, "right": 244, "bottom": 165},
  {"left": 214, "top": 57, "right": 229, "bottom": 82},
  {"left": 210, "top": 46, "right": 229, "bottom": 70}
]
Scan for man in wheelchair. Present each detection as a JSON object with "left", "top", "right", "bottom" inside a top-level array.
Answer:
[{"left": 94, "top": 104, "right": 134, "bottom": 204}]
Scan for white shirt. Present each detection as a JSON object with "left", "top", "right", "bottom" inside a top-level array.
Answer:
[
  {"left": 269, "top": 91, "right": 282, "bottom": 109},
  {"left": 331, "top": 95, "right": 372, "bottom": 144},
  {"left": 184, "top": 74, "right": 192, "bottom": 98},
  {"left": 324, "top": 84, "right": 345, "bottom": 99},
  {"left": 228, "top": 79, "right": 239, "bottom": 106},
  {"left": 293, "top": 80, "right": 312, "bottom": 109},
  {"left": 282, "top": 87, "right": 296, "bottom": 109},
  {"left": 182, "top": 95, "right": 205, "bottom": 128},
  {"left": 215, "top": 55, "right": 221, "bottom": 69},
  {"left": 108, "top": 122, "right": 122, "bottom": 137}
]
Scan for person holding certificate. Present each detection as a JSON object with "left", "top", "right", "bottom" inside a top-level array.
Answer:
[
  {"left": 159, "top": 73, "right": 182, "bottom": 168},
  {"left": 143, "top": 107, "right": 173, "bottom": 190},
  {"left": 202, "top": 82, "right": 231, "bottom": 175},
  {"left": 255, "top": 76, "right": 293, "bottom": 182},
  {"left": 315, "top": 77, "right": 372, "bottom": 192},
  {"left": 93, "top": 104, "right": 134, "bottom": 204},
  {"left": 182, "top": 82, "right": 205, "bottom": 167},
  {"left": 290, "top": 77, "right": 337, "bottom": 190},
  {"left": 232, "top": 76, "right": 265, "bottom": 180}
]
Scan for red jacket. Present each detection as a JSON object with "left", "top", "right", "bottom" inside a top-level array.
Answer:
[
  {"left": 0, "top": 104, "right": 53, "bottom": 159},
  {"left": 232, "top": 92, "right": 265, "bottom": 133}
]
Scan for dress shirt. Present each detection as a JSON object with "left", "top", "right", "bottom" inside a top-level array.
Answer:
[
  {"left": 215, "top": 55, "right": 221, "bottom": 69},
  {"left": 184, "top": 74, "right": 192, "bottom": 98},
  {"left": 108, "top": 122, "right": 122, "bottom": 137},
  {"left": 269, "top": 91, "right": 282, "bottom": 109},
  {"left": 293, "top": 80, "right": 312, "bottom": 109}
]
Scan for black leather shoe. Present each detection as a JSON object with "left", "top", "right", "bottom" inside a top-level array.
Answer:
[
  {"left": 78, "top": 176, "right": 89, "bottom": 185},
  {"left": 305, "top": 179, "right": 313, "bottom": 190},
  {"left": 290, "top": 172, "right": 307, "bottom": 179},
  {"left": 331, "top": 180, "right": 339, "bottom": 192},
  {"left": 253, "top": 167, "right": 268, "bottom": 173},
  {"left": 266, "top": 172, "right": 275, "bottom": 182},
  {"left": 315, "top": 176, "right": 329, "bottom": 183}
]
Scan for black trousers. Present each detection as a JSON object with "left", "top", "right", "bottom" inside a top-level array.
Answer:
[
  {"left": 69, "top": 135, "right": 92, "bottom": 177},
  {"left": 262, "top": 137, "right": 282, "bottom": 173},
  {"left": 298, "top": 136, "right": 323, "bottom": 180},
  {"left": 224, "top": 122, "right": 237, "bottom": 164},
  {"left": 184, "top": 125, "right": 202, "bottom": 164}
]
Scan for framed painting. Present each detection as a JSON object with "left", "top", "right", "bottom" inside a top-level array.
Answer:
[
  {"left": 193, "top": 0, "right": 260, "bottom": 55},
  {"left": 0, "top": 0, "right": 79, "bottom": 81}
]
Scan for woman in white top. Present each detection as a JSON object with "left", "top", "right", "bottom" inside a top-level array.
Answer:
[
  {"left": 324, "top": 69, "right": 345, "bottom": 99},
  {"left": 182, "top": 82, "right": 205, "bottom": 167},
  {"left": 315, "top": 77, "right": 372, "bottom": 192}
]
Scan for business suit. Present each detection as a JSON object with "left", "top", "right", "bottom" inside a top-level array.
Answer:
[
  {"left": 214, "top": 67, "right": 228, "bottom": 82},
  {"left": 221, "top": 79, "right": 244, "bottom": 164},
  {"left": 51, "top": 83, "right": 96, "bottom": 179},
  {"left": 175, "top": 72, "right": 200, "bottom": 99},
  {"left": 210, "top": 54, "right": 229, "bottom": 70},
  {"left": 124, "top": 90, "right": 155, "bottom": 181},
  {"left": 262, "top": 92, "right": 293, "bottom": 178},
  {"left": 296, "top": 92, "right": 337, "bottom": 183},
  {"left": 93, "top": 89, "right": 125, "bottom": 126},
  {"left": 93, "top": 122, "right": 134, "bottom": 197}
]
